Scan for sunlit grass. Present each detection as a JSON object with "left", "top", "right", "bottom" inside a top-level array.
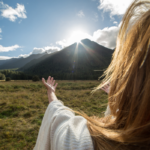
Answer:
[{"left": 0, "top": 80, "right": 108, "bottom": 149}]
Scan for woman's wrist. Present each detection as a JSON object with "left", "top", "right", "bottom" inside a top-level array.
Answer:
[
  {"left": 47, "top": 91, "right": 58, "bottom": 103},
  {"left": 42, "top": 76, "right": 58, "bottom": 103}
]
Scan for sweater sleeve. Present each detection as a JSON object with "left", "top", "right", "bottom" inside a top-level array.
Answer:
[{"left": 33, "top": 100, "right": 94, "bottom": 150}]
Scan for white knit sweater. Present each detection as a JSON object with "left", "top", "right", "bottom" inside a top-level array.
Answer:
[{"left": 33, "top": 100, "right": 94, "bottom": 150}]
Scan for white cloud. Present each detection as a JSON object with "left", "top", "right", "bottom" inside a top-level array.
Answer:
[
  {"left": 0, "top": 2, "right": 27, "bottom": 22},
  {"left": 15, "top": 46, "right": 60, "bottom": 59},
  {"left": 0, "top": 44, "right": 20, "bottom": 52},
  {"left": 56, "top": 40, "right": 68, "bottom": 48},
  {"left": 113, "top": 21, "right": 118, "bottom": 25},
  {"left": 0, "top": 25, "right": 120, "bottom": 60},
  {"left": 56, "top": 27, "right": 119, "bottom": 49},
  {"left": 0, "top": 56, "right": 12, "bottom": 60},
  {"left": 98, "top": 0, "right": 133, "bottom": 16},
  {"left": 0, "top": 52, "right": 32, "bottom": 59},
  {"left": 77, "top": 10, "right": 85, "bottom": 18},
  {"left": 44, "top": 46, "right": 60, "bottom": 54},
  {"left": 93, "top": 26, "right": 119, "bottom": 49},
  {"left": 17, "top": 52, "right": 32, "bottom": 58},
  {"left": 0, "top": 45, "right": 61, "bottom": 60},
  {"left": 33, "top": 46, "right": 60, "bottom": 54},
  {"left": 32, "top": 48, "right": 45, "bottom": 54},
  {"left": 56, "top": 31, "right": 93, "bottom": 49},
  {"left": 0, "top": 53, "right": 32, "bottom": 60}
]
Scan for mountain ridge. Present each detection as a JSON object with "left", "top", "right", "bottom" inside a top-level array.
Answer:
[
  {"left": 20, "top": 39, "right": 114, "bottom": 80},
  {"left": 0, "top": 53, "right": 47, "bottom": 70}
]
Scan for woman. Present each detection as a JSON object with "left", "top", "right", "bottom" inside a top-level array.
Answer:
[
  {"left": 34, "top": 0, "right": 150, "bottom": 149},
  {"left": 34, "top": 76, "right": 94, "bottom": 150}
]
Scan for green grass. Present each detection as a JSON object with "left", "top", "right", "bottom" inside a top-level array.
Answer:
[{"left": 0, "top": 80, "right": 108, "bottom": 150}]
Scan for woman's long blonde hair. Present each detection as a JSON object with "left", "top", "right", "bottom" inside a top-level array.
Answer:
[{"left": 74, "top": 0, "right": 150, "bottom": 149}]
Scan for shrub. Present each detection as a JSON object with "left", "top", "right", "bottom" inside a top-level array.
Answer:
[
  {"left": 32, "top": 75, "right": 40, "bottom": 82},
  {"left": 0, "top": 73, "right": 6, "bottom": 80},
  {"left": 6, "top": 77, "right": 11, "bottom": 81}
]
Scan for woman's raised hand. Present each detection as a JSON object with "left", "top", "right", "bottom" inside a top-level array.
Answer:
[
  {"left": 42, "top": 76, "right": 58, "bottom": 93},
  {"left": 100, "top": 82, "right": 110, "bottom": 94}
]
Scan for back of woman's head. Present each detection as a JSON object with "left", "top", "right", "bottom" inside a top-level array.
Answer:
[
  {"left": 108, "top": 0, "right": 150, "bottom": 132},
  {"left": 79, "top": 0, "right": 150, "bottom": 149}
]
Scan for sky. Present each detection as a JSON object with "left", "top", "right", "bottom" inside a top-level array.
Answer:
[{"left": 0, "top": 0, "right": 133, "bottom": 60}]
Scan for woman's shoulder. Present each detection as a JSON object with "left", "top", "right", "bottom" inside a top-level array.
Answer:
[
  {"left": 52, "top": 115, "right": 94, "bottom": 150},
  {"left": 34, "top": 100, "right": 94, "bottom": 150},
  {"left": 49, "top": 100, "right": 94, "bottom": 150}
]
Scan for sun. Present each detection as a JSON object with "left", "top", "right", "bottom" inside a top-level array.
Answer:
[{"left": 69, "top": 30, "right": 91, "bottom": 44}]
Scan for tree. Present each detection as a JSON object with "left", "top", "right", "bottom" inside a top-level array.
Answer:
[
  {"left": 32, "top": 75, "right": 40, "bottom": 82},
  {"left": 6, "top": 77, "right": 11, "bottom": 81},
  {"left": 0, "top": 73, "right": 6, "bottom": 80}
]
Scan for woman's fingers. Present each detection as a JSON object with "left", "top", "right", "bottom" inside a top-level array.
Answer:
[
  {"left": 42, "top": 76, "right": 58, "bottom": 92},
  {"left": 49, "top": 76, "right": 52, "bottom": 84},
  {"left": 54, "top": 83, "right": 58, "bottom": 89},
  {"left": 47, "top": 76, "right": 49, "bottom": 84},
  {"left": 52, "top": 80, "right": 55, "bottom": 86},
  {"left": 50, "top": 77, "right": 53, "bottom": 84},
  {"left": 103, "top": 86, "right": 106, "bottom": 89},
  {"left": 42, "top": 78, "right": 46, "bottom": 84},
  {"left": 106, "top": 85, "right": 109, "bottom": 88},
  {"left": 47, "top": 76, "right": 51, "bottom": 84},
  {"left": 42, "top": 78, "right": 48, "bottom": 89},
  {"left": 100, "top": 81, "right": 110, "bottom": 94},
  {"left": 42, "top": 78, "right": 44, "bottom": 84}
]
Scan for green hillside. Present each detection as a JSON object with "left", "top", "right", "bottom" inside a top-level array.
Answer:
[{"left": 20, "top": 39, "right": 114, "bottom": 80}]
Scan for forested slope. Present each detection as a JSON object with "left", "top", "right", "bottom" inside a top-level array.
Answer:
[{"left": 21, "top": 39, "right": 114, "bottom": 80}]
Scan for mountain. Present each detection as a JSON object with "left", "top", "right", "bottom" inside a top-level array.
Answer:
[
  {"left": 20, "top": 39, "right": 114, "bottom": 80},
  {"left": 18, "top": 51, "right": 59, "bottom": 71},
  {"left": 0, "top": 59, "right": 12, "bottom": 66},
  {"left": 0, "top": 53, "right": 47, "bottom": 70}
]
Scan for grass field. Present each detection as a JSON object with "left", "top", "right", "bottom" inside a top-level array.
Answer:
[{"left": 0, "top": 80, "right": 108, "bottom": 150}]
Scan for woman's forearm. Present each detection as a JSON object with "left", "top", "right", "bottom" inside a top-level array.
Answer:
[{"left": 47, "top": 91, "right": 58, "bottom": 103}]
